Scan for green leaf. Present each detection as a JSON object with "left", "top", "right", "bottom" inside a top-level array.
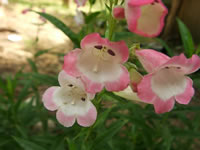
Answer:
[
  {"left": 34, "top": 49, "right": 49, "bottom": 58},
  {"left": 89, "top": 0, "right": 96, "bottom": 5},
  {"left": 34, "top": 11, "right": 80, "bottom": 47},
  {"left": 13, "top": 136, "right": 46, "bottom": 150},
  {"left": 156, "top": 38, "right": 174, "bottom": 56},
  {"left": 85, "top": 11, "right": 101, "bottom": 24},
  {"left": 177, "top": 18, "right": 195, "bottom": 57},
  {"left": 66, "top": 138, "right": 77, "bottom": 150},
  {"left": 91, "top": 120, "right": 128, "bottom": 148},
  {"left": 27, "top": 59, "right": 38, "bottom": 73}
]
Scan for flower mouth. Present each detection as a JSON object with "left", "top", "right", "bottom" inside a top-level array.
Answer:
[
  {"left": 151, "top": 66, "right": 187, "bottom": 101},
  {"left": 92, "top": 45, "right": 116, "bottom": 61},
  {"left": 55, "top": 83, "right": 87, "bottom": 106}
]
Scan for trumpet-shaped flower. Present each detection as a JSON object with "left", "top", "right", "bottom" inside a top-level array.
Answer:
[
  {"left": 42, "top": 70, "right": 97, "bottom": 127},
  {"left": 63, "top": 33, "right": 130, "bottom": 94},
  {"left": 115, "top": 0, "right": 167, "bottom": 37},
  {"left": 136, "top": 49, "right": 200, "bottom": 113}
]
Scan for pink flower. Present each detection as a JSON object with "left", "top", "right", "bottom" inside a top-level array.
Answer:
[
  {"left": 112, "top": 6, "right": 125, "bottom": 20},
  {"left": 136, "top": 49, "right": 200, "bottom": 114},
  {"left": 74, "top": 0, "right": 87, "bottom": 7},
  {"left": 63, "top": 33, "right": 130, "bottom": 94},
  {"left": 125, "top": 0, "right": 168, "bottom": 37},
  {"left": 113, "top": 0, "right": 168, "bottom": 37},
  {"left": 42, "top": 70, "right": 97, "bottom": 127}
]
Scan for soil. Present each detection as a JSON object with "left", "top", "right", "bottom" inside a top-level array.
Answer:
[{"left": 0, "top": 1, "right": 79, "bottom": 76}]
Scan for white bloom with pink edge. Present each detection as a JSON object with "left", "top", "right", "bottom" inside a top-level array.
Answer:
[
  {"left": 135, "top": 49, "right": 200, "bottom": 114},
  {"left": 42, "top": 70, "right": 97, "bottom": 127},
  {"left": 63, "top": 33, "right": 130, "bottom": 94}
]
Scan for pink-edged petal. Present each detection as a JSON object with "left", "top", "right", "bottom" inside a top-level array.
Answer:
[
  {"left": 77, "top": 101, "right": 97, "bottom": 127},
  {"left": 126, "top": 0, "right": 168, "bottom": 37},
  {"left": 81, "top": 33, "right": 104, "bottom": 50},
  {"left": 58, "top": 70, "right": 85, "bottom": 90},
  {"left": 128, "top": 0, "right": 154, "bottom": 6},
  {"left": 81, "top": 75, "right": 104, "bottom": 94},
  {"left": 42, "top": 86, "right": 59, "bottom": 111},
  {"left": 56, "top": 109, "right": 76, "bottom": 127},
  {"left": 74, "top": 0, "right": 87, "bottom": 7},
  {"left": 63, "top": 49, "right": 82, "bottom": 77},
  {"left": 175, "top": 77, "right": 194, "bottom": 105},
  {"left": 105, "top": 40, "right": 129, "bottom": 63},
  {"left": 137, "top": 74, "right": 156, "bottom": 103},
  {"left": 135, "top": 49, "right": 170, "bottom": 73},
  {"left": 105, "top": 65, "right": 130, "bottom": 92},
  {"left": 80, "top": 33, "right": 129, "bottom": 63},
  {"left": 153, "top": 97, "right": 175, "bottom": 114},
  {"left": 113, "top": 6, "right": 125, "bottom": 19},
  {"left": 162, "top": 54, "right": 200, "bottom": 74}
]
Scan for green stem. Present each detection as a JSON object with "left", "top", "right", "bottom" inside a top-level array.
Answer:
[{"left": 105, "top": 0, "right": 117, "bottom": 41}]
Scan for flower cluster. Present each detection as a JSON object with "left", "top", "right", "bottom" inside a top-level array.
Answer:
[{"left": 43, "top": 0, "right": 200, "bottom": 127}]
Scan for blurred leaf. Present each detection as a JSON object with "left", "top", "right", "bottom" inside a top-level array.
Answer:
[
  {"left": 156, "top": 38, "right": 174, "bottom": 56},
  {"left": 66, "top": 138, "right": 77, "bottom": 150},
  {"left": 34, "top": 11, "right": 80, "bottom": 47},
  {"left": 85, "top": 11, "right": 101, "bottom": 24},
  {"left": 27, "top": 59, "right": 38, "bottom": 73},
  {"left": 196, "top": 44, "right": 200, "bottom": 55},
  {"left": 91, "top": 120, "right": 128, "bottom": 148},
  {"left": 13, "top": 136, "right": 46, "bottom": 150},
  {"left": 177, "top": 18, "right": 195, "bottom": 57},
  {"left": 89, "top": 0, "right": 96, "bottom": 5},
  {"left": 34, "top": 50, "right": 49, "bottom": 58}
]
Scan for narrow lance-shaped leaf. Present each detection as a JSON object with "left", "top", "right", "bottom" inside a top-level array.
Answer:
[
  {"left": 34, "top": 11, "right": 80, "bottom": 47},
  {"left": 177, "top": 18, "right": 195, "bottom": 57}
]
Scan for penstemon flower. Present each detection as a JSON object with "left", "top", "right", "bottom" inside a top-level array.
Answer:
[
  {"left": 113, "top": 0, "right": 168, "bottom": 37},
  {"left": 42, "top": 70, "right": 97, "bottom": 127},
  {"left": 135, "top": 49, "right": 200, "bottom": 114},
  {"left": 63, "top": 33, "right": 130, "bottom": 94}
]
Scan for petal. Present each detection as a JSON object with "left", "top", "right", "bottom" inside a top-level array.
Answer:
[
  {"left": 81, "top": 75, "right": 104, "bottom": 94},
  {"left": 126, "top": 0, "right": 168, "bottom": 37},
  {"left": 135, "top": 49, "right": 170, "bottom": 73},
  {"left": 63, "top": 49, "right": 82, "bottom": 77},
  {"left": 105, "top": 65, "right": 130, "bottom": 92},
  {"left": 162, "top": 54, "right": 200, "bottom": 74},
  {"left": 80, "top": 33, "right": 129, "bottom": 63},
  {"left": 113, "top": 6, "right": 125, "bottom": 19},
  {"left": 42, "top": 86, "right": 59, "bottom": 111},
  {"left": 77, "top": 52, "right": 127, "bottom": 91},
  {"left": 56, "top": 109, "right": 76, "bottom": 127},
  {"left": 58, "top": 70, "right": 84, "bottom": 90},
  {"left": 77, "top": 101, "right": 97, "bottom": 127},
  {"left": 153, "top": 97, "right": 175, "bottom": 114},
  {"left": 81, "top": 33, "right": 104, "bottom": 50},
  {"left": 137, "top": 74, "right": 156, "bottom": 103},
  {"left": 175, "top": 77, "right": 194, "bottom": 104}
]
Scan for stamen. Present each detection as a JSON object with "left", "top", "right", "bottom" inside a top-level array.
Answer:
[
  {"left": 94, "top": 45, "right": 103, "bottom": 50},
  {"left": 81, "top": 97, "right": 86, "bottom": 101},
  {"left": 107, "top": 49, "right": 115, "bottom": 56},
  {"left": 165, "top": 66, "right": 169, "bottom": 69},
  {"left": 177, "top": 67, "right": 181, "bottom": 69},
  {"left": 93, "top": 63, "right": 99, "bottom": 73}
]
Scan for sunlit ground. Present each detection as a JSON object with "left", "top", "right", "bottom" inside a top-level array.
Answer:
[{"left": 0, "top": 0, "right": 103, "bottom": 75}]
